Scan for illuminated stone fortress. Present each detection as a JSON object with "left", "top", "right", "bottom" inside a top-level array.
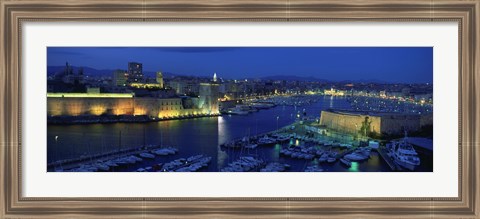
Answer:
[
  {"left": 48, "top": 73, "right": 220, "bottom": 119},
  {"left": 319, "top": 109, "right": 433, "bottom": 137}
]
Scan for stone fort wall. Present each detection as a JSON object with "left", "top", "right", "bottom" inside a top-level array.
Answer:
[
  {"left": 319, "top": 110, "right": 433, "bottom": 136},
  {"left": 48, "top": 97, "right": 215, "bottom": 118},
  {"left": 319, "top": 110, "right": 381, "bottom": 135}
]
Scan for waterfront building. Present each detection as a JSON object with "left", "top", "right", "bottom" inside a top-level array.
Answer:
[
  {"left": 199, "top": 82, "right": 220, "bottom": 114},
  {"left": 168, "top": 80, "right": 200, "bottom": 96},
  {"left": 413, "top": 93, "right": 432, "bottom": 102},
  {"left": 47, "top": 90, "right": 219, "bottom": 118},
  {"left": 129, "top": 83, "right": 163, "bottom": 89},
  {"left": 324, "top": 88, "right": 345, "bottom": 96},
  {"left": 168, "top": 81, "right": 183, "bottom": 95},
  {"left": 156, "top": 71, "right": 164, "bottom": 88},
  {"left": 319, "top": 109, "right": 432, "bottom": 136},
  {"left": 379, "top": 90, "right": 387, "bottom": 98},
  {"left": 387, "top": 91, "right": 404, "bottom": 98},
  {"left": 59, "top": 62, "right": 85, "bottom": 85},
  {"left": 128, "top": 62, "right": 143, "bottom": 82},
  {"left": 113, "top": 70, "right": 128, "bottom": 86}
]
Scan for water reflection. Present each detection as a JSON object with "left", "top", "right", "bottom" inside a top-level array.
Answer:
[
  {"left": 273, "top": 144, "right": 281, "bottom": 159},
  {"left": 348, "top": 162, "right": 359, "bottom": 172},
  {"left": 217, "top": 116, "right": 229, "bottom": 169}
]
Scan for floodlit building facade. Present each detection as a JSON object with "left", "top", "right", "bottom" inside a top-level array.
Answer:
[{"left": 319, "top": 109, "right": 432, "bottom": 136}]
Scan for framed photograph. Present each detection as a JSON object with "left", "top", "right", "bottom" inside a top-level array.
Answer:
[{"left": 1, "top": 0, "right": 479, "bottom": 218}]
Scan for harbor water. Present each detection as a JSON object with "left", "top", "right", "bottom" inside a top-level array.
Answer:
[{"left": 47, "top": 96, "right": 433, "bottom": 172}]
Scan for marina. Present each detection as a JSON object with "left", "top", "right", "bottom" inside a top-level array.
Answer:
[
  {"left": 45, "top": 46, "right": 434, "bottom": 173},
  {"left": 48, "top": 96, "right": 432, "bottom": 172}
]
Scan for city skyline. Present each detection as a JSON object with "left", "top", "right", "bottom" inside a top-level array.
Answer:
[{"left": 47, "top": 47, "right": 433, "bottom": 83}]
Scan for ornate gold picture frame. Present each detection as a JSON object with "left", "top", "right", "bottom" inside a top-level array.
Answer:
[{"left": 1, "top": 0, "right": 478, "bottom": 218}]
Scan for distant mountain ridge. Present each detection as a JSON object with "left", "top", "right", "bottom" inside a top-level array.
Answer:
[
  {"left": 47, "top": 66, "right": 171, "bottom": 78},
  {"left": 260, "top": 75, "right": 329, "bottom": 82},
  {"left": 260, "top": 75, "right": 392, "bottom": 84},
  {"left": 47, "top": 65, "right": 398, "bottom": 84}
]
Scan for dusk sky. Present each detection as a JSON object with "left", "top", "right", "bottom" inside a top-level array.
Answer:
[{"left": 47, "top": 47, "right": 433, "bottom": 83}]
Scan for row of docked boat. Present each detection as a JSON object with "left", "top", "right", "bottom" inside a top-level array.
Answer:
[
  {"left": 68, "top": 154, "right": 144, "bottom": 172},
  {"left": 223, "top": 102, "right": 276, "bottom": 115},
  {"left": 304, "top": 165, "right": 324, "bottom": 172},
  {"left": 318, "top": 151, "right": 338, "bottom": 163},
  {"left": 48, "top": 144, "right": 167, "bottom": 169},
  {"left": 279, "top": 146, "right": 316, "bottom": 160},
  {"left": 259, "top": 162, "right": 290, "bottom": 172},
  {"left": 66, "top": 147, "right": 180, "bottom": 172},
  {"left": 151, "top": 147, "right": 178, "bottom": 156},
  {"left": 270, "top": 133, "right": 293, "bottom": 142},
  {"left": 263, "top": 94, "right": 320, "bottom": 107},
  {"left": 222, "top": 130, "right": 352, "bottom": 151},
  {"left": 221, "top": 134, "right": 285, "bottom": 149},
  {"left": 224, "top": 105, "right": 256, "bottom": 115},
  {"left": 337, "top": 147, "right": 373, "bottom": 168},
  {"left": 220, "top": 156, "right": 265, "bottom": 172},
  {"left": 250, "top": 102, "right": 275, "bottom": 109},
  {"left": 138, "top": 147, "right": 179, "bottom": 159},
  {"left": 159, "top": 154, "right": 212, "bottom": 172},
  {"left": 290, "top": 133, "right": 353, "bottom": 148},
  {"left": 343, "top": 147, "right": 371, "bottom": 161}
]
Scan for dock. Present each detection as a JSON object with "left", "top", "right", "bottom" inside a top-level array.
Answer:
[
  {"left": 47, "top": 144, "right": 167, "bottom": 171},
  {"left": 377, "top": 147, "right": 402, "bottom": 171}
]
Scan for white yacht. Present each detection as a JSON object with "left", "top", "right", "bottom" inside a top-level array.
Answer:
[{"left": 388, "top": 132, "right": 421, "bottom": 171}]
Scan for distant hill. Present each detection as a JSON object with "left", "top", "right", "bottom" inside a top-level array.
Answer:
[
  {"left": 260, "top": 75, "right": 329, "bottom": 82},
  {"left": 47, "top": 66, "right": 396, "bottom": 84},
  {"left": 337, "top": 79, "right": 391, "bottom": 84},
  {"left": 47, "top": 66, "right": 111, "bottom": 77},
  {"left": 47, "top": 66, "right": 175, "bottom": 78}
]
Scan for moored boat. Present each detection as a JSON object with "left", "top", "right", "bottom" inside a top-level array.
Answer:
[{"left": 387, "top": 132, "right": 421, "bottom": 171}]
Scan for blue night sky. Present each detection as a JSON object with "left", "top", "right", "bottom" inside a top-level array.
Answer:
[{"left": 47, "top": 47, "right": 433, "bottom": 83}]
